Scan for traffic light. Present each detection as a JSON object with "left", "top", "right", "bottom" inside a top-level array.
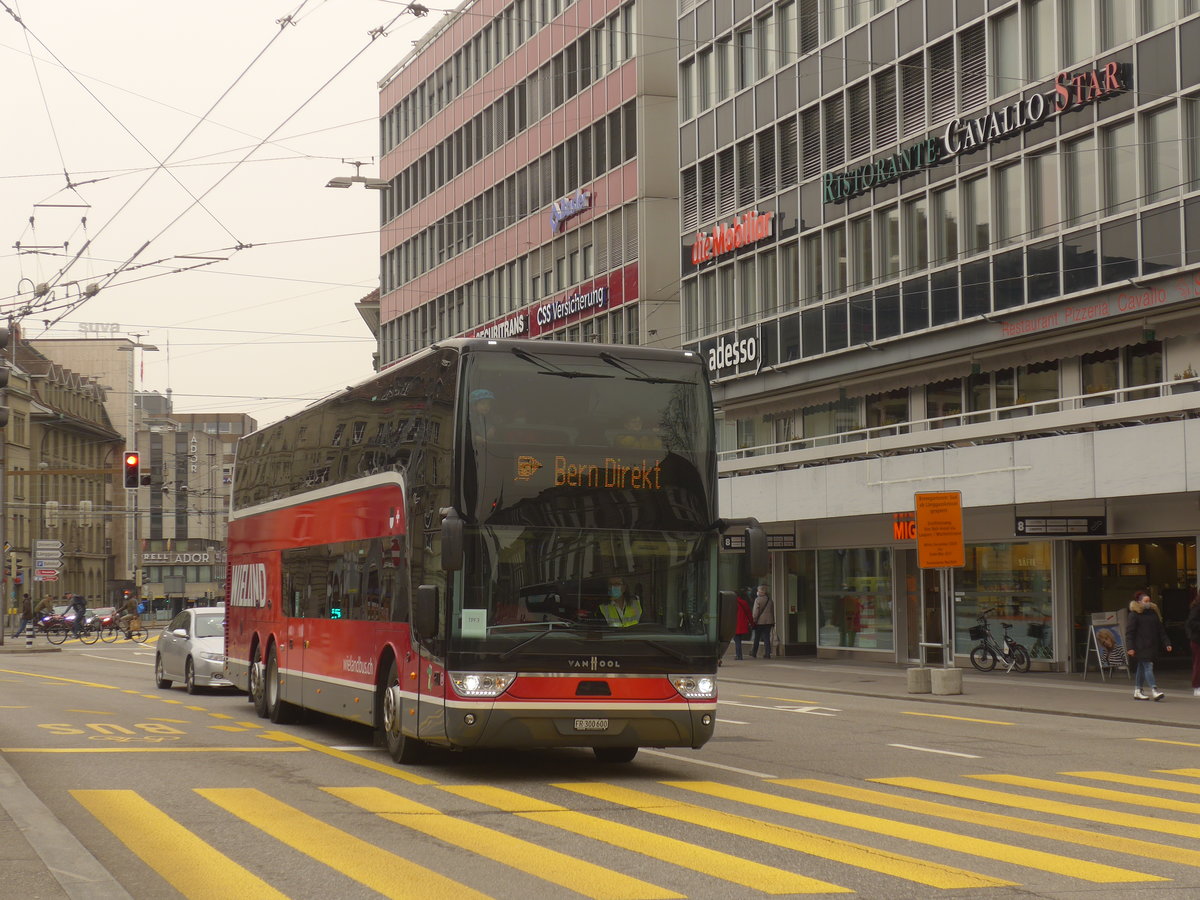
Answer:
[
  {"left": 123, "top": 451, "right": 141, "bottom": 488},
  {"left": 0, "top": 325, "right": 10, "bottom": 429}
]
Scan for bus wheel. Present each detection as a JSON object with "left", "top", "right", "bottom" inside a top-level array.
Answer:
[
  {"left": 250, "top": 658, "right": 268, "bottom": 718},
  {"left": 593, "top": 746, "right": 638, "bottom": 764},
  {"left": 266, "top": 645, "right": 296, "bottom": 724},
  {"left": 382, "top": 661, "right": 425, "bottom": 764}
]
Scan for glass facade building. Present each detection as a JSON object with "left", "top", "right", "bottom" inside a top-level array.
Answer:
[{"left": 681, "top": 0, "right": 1200, "bottom": 670}]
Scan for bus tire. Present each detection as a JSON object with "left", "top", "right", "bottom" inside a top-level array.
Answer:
[
  {"left": 593, "top": 746, "right": 638, "bottom": 764},
  {"left": 250, "top": 657, "right": 268, "bottom": 718},
  {"left": 266, "top": 645, "right": 296, "bottom": 724},
  {"left": 382, "top": 660, "right": 425, "bottom": 765}
]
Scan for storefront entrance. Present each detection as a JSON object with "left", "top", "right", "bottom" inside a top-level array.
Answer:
[{"left": 899, "top": 550, "right": 944, "bottom": 664}]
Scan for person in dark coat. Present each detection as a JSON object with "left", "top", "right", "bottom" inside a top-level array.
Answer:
[
  {"left": 732, "top": 590, "right": 754, "bottom": 660},
  {"left": 1185, "top": 590, "right": 1200, "bottom": 698},
  {"left": 1126, "top": 590, "right": 1172, "bottom": 701}
]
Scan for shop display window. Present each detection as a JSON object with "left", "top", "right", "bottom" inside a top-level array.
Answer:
[
  {"left": 817, "top": 548, "right": 894, "bottom": 650},
  {"left": 956, "top": 542, "right": 1053, "bottom": 660}
]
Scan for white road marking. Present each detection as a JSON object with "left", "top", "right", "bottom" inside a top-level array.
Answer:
[
  {"left": 888, "top": 743, "right": 981, "bottom": 759},
  {"left": 82, "top": 654, "right": 152, "bottom": 667},
  {"left": 639, "top": 748, "right": 777, "bottom": 778},
  {"left": 720, "top": 699, "right": 840, "bottom": 716},
  {"left": 716, "top": 718, "right": 749, "bottom": 725}
]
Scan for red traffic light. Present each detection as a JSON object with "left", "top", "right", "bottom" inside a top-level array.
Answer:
[{"left": 123, "top": 451, "right": 141, "bottom": 488}]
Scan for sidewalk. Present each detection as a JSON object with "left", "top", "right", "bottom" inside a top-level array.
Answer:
[{"left": 719, "top": 654, "right": 1200, "bottom": 729}]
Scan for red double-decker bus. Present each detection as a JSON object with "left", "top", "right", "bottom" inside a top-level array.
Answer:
[{"left": 225, "top": 339, "right": 764, "bottom": 764}]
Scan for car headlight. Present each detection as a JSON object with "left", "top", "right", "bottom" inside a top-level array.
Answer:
[
  {"left": 670, "top": 674, "right": 717, "bottom": 700},
  {"left": 449, "top": 672, "right": 516, "bottom": 698},
  {"left": 200, "top": 651, "right": 225, "bottom": 662}
]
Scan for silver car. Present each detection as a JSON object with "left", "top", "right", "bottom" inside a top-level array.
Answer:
[{"left": 155, "top": 609, "right": 232, "bottom": 694}]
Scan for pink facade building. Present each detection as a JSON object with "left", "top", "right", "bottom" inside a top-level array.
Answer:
[{"left": 376, "top": 0, "right": 680, "bottom": 366}]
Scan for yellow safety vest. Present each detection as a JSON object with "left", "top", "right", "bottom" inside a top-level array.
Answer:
[{"left": 600, "top": 596, "right": 642, "bottom": 627}]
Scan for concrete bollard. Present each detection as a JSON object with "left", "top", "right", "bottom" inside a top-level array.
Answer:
[
  {"left": 931, "top": 667, "right": 963, "bottom": 695},
  {"left": 906, "top": 667, "right": 932, "bottom": 693}
]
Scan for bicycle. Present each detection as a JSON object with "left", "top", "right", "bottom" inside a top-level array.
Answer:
[
  {"left": 969, "top": 608, "right": 1031, "bottom": 673},
  {"left": 122, "top": 617, "right": 148, "bottom": 643},
  {"left": 1026, "top": 621, "right": 1053, "bottom": 659}
]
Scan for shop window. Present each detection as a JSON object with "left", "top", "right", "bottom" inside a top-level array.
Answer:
[
  {"left": 865, "top": 389, "right": 907, "bottom": 434},
  {"left": 956, "top": 542, "right": 1053, "bottom": 658},
  {"left": 816, "top": 548, "right": 894, "bottom": 650},
  {"left": 1125, "top": 341, "right": 1164, "bottom": 401},
  {"left": 1082, "top": 347, "right": 1120, "bottom": 404}
]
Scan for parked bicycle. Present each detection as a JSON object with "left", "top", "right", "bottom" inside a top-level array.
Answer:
[
  {"left": 1026, "top": 621, "right": 1053, "bottom": 659},
  {"left": 969, "top": 608, "right": 1031, "bottom": 673}
]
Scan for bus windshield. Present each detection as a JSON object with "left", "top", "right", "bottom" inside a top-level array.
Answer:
[
  {"left": 457, "top": 347, "right": 714, "bottom": 531},
  {"left": 452, "top": 524, "right": 718, "bottom": 652}
]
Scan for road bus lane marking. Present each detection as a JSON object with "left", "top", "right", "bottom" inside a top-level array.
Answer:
[
  {"left": 779, "top": 779, "right": 1200, "bottom": 871},
  {"left": 197, "top": 788, "right": 488, "bottom": 900},
  {"left": 330, "top": 786, "right": 685, "bottom": 900},
  {"left": 665, "top": 780, "right": 1157, "bottom": 884},
  {"left": 73, "top": 790, "right": 289, "bottom": 900},
  {"left": 555, "top": 781, "right": 1007, "bottom": 890}
]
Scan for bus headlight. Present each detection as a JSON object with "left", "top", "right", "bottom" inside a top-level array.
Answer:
[
  {"left": 670, "top": 674, "right": 716, "bottom": 700},
  {"left": 450, "top": 672, "right": 516, "bottom": 698}
]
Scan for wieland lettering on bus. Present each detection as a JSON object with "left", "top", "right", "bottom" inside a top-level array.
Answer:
[{"left": 226, "top": 340, "right": 755, "bottom": 768}]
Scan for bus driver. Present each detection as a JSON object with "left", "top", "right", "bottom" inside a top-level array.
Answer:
[{"left": 600, "top": 577, "right": 642, "bottom": 627}]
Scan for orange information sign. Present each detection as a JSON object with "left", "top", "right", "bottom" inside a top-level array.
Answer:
[{"left": 914, "top": 491, "right": 965, "bottom": 569}]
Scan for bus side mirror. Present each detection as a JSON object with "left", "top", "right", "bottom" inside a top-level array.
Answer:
[
  {"left": 746, "top": 524, "right": 768, "bottom": 577},
  {"left": 441, "top": 508, "right": 463, "bottom": 571},
  {"left": 718, "top": 590, "right": 737, "bottom": 644},
  {"left": 414, "top": 584, "right": 439, "bottom": 638}
]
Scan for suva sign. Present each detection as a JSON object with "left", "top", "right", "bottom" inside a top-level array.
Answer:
[{"left": 823, "top": 60, "right": 1129, "bottom": 204}]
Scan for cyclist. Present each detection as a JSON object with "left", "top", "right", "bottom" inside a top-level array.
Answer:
[
  {"left": 66, "top": 593, "right": 88, "bottom": 638},
  {"left": 118, "top": 594, "right": 141, "bottom": 639}
]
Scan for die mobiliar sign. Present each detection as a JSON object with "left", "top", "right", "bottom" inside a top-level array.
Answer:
[
  {"left": 823, "top": 60, "right": 1129, "bottom": 204},
  {"left": 690, "top": 209, "right": 774, "bottom": 266}
]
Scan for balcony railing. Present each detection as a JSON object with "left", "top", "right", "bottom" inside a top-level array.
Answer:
[{"left": 718, "top": 375, "right": 1200, "bottom": 474}]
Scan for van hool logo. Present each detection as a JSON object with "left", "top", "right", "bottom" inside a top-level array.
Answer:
[
  {"left": 824, "top": 60, "right": 1129, "bottom": 204},
  {"left": 568, "top": 656, "right": 621, "bottom": 670},
  {"left": 690, "top": 210, "right": 774, "bottom": 266}
]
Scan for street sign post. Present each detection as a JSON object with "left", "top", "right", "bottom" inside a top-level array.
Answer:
[{"left": 914, "top": 491, "right": 965, "bottom": 671}]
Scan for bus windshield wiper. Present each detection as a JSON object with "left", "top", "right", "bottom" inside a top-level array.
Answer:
[
  {"left": 599, "top": 352, "right": 693, "bottom": 385},
  {"left": 497, "top": 620, "right": 574, "bottom": 659},
  {"left": 512, "top": 347, "right": 612, "bottom": 379}
]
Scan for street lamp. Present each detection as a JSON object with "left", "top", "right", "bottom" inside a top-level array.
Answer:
[{"left": 325, "top": 160, "right": 390, "bottom": 190}]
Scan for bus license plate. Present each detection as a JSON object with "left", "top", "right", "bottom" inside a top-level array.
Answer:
[{"left": 574, "top": 717, "right": 609, "bottom": 732}]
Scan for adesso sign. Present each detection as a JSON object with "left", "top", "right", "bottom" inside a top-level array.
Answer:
[
  {"left": 701, "top": 328, "right": 762, "bottom": 379},
  {"left": 823, "top": 60, "right": 1129, "bottom": 204}
]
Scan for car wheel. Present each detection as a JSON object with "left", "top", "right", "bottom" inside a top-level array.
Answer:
[
  {"left": 155, "top": 655, "right": 172, "bottom": 690},
  {"left": 185, "top": 659, "right": 198, "bottom": 694}
]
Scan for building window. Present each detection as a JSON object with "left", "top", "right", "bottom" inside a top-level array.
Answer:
[
  {"left": 990, "top": 9, "right": 1020, "bottom": 99},
  {"left": 1125, "top": 341, "right": 1164, "bottom": 401},
  {"left": 1063, "top": 0, "right": 1095, "bottom": 65},
  {"left": 928, "top": 39, "right": 956, "bottom": 124},
  {"left": 1100, "top": 0, "right": 1134, "bottom": 48},
  {"left": 1102, "top": 119, "right": 1138, "bottom": 215},
  {"left": 932, "top": 185, "right": 959, "bottom": 264},
  {"left": 994, "top": 164, "right": 1023, "bottom": 247},
  {"left": 826, "top": 224, "right": 847, "bottom": 296},
  {"left": 1189, "top": 96, "right": 1200, "bottom": 193},
  {"left": 1142, "top": 0, "right": 1175, "bottom": 32},
  {"left": 778, "top": 2, "right": 797, "bottom": 66},
  {"left": 962, "top": 176, "right": 990, "bottom": 256},
  {"left": 737, "top": 257, "right": 757, "bottom": 323},
  {"left": 1027, "top": 153, "right": 1059, "bottom": 237},
  {"left": 715, "top": 38, "right": 732, "bottom": 102},
  {"left": 926, "top": 379, "right": 963, "bottom": 427},
  {"left": 718, "top": 265, "right": 735, "bottom": 329},
  {"left": 876, "top": 206, "right": 899, "bottom": 281},
  {"left": 1065, "top": 134, "right": 1097, "bottom": 226},
  {"left": 699, "top": 271, "right": 716, "bottom": 335},
  {"left": 802, "top": 233, "right": 822, "bottom": 304},
  {"left": 850, "top": 216, "right": 873, "bottom": 289},
  {"left": 902, "top": 196, "right": 928, "bottom": 271},
  {"left": 1026, "top": 0, "right": 1056, "bottom": 80},
  {"left": 680, "top": 60, "right": 694, "bottom": 120},
  {"left": 780, "top": 242, "right": 799, "bottom": 309},
  {"left": 900, "top": 53, "right": 925, "bottom": 137},
  {"left": 1082, "top": 347, "right": 1120, "bottom": 401},
  {"left": 736, "top": 26, "right": 753, "bottom": 90},
  {"left": 755, "top": 11, "right": 776, "bottom": 79},
  {"left": 697, "top": 50, "right": 712, "bottom": 113},
  {"left": 759, "top": 249, "right": 778, "bottom": 317},
  {"left": 1143, "top": 105, "right": 1180, "bottom": 203}
]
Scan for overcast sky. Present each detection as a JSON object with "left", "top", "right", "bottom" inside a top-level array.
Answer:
[{"left": 0, "top": 0, "right": 444, "bottom": 426}]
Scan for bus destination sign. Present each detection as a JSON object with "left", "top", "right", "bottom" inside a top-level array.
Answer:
[{"left": 515, "top": 454, "right": 663, "bottom": 491}]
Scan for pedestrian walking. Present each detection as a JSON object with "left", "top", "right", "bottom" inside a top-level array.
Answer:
[
  {"left": 1185, "top": 589, "right": 1200, "bottom": 698},
  {"left": 750, "top": 584, "right": 775, "bottom": 659},
  {"left": 12, "top": 593, "right": 33, "bottom": 637},
  {"left": 732, "top": 588, "right": 754, "bottom": 660},
  {"left": 1126, "top": 590, "right": 1172, "bottom": 701}
]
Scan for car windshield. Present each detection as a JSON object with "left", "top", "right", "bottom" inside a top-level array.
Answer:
[{"left": 194, "top": 614, "right": 224, "bottom": 639}]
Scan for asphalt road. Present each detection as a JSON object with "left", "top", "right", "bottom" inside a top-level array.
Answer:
[{"left": 3, "top": 638, "right": 1200, "bottom": 899}]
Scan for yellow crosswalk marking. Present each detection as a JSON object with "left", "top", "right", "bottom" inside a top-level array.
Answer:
[
  {"left": 1064, "top": 771, "right": 1200, "bottom": 796},
  {"left": 780, "top": 779, "right": 1185, "bottom": 872},
  {"left": 72, "top": 790, "right": 287, "bottom": 900},
  {"left": 554, "top": 782, "right": 1005, "bottom": 890},
  {"left": 668, "top": 780, "right": 1155, "bottom": 884},
  {"left": 329, "top": 786, "right": 682, "bottom": 900},
  {"left": 971, "top": 774, "right": 1200, "bottom": 814},
  {"left": 197, "top": 788, "right": 487, "bottom": 900},
  {"left": 445, "top": 783, "right": 836, "bottom": 895},
  {"left": 1160, "top": 768, "right": 1200, "bottom": 778},
  {"left": 256, "top": 730, "right": 436, "bottom": 785},
  {"left": 876, "top": 777, "right": 1200, "bottom": 840}
]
